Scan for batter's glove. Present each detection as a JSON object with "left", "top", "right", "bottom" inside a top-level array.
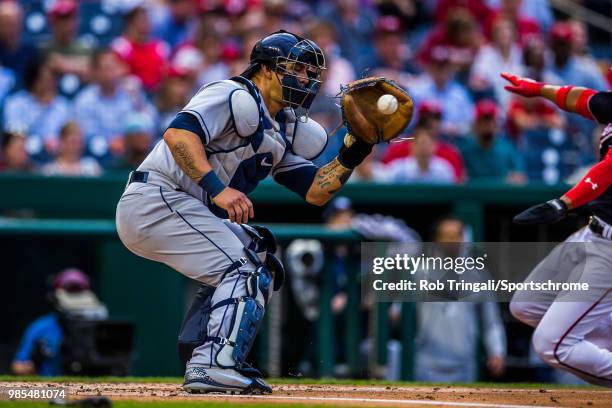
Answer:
[
  {"left": 500, "top": 72, "right": 545, "bottom": 98},
  {"left": 339, "top": 77, "right": 414, "bottom": 144},
  {"left": 513, "top": 199, "right": 568, "bottom": 225}
]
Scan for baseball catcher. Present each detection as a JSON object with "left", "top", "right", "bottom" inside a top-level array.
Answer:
[
  {"left": 502, "top": 71, "right": 612, "bottom": 387},
  {"left": 115, "top": 30, "right": 413, "bottom": 394}
]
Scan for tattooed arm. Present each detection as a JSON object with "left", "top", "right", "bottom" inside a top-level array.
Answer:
[
  {"left": 305, "top": 159, "right": 354, "bottom": 206},
  {"left": 163, "top": 128, "right": 254, "bottom": 223},
  {"left": 301, "top": 134, "right": 373, "bottom": 206},
  {"left": 274, "top": 133, "right": 370, "bottom": 206},
  {"left": 163, "top": 128, "right": 211, "bottom": 181}
]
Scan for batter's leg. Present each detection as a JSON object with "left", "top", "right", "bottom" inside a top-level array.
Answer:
[
  {"left": 532, "top": 294, "right": 612, "bottom": 387},
  {"left": 531, "top": 229, "right": 612, "bottom": 387},
  {"left": 510, "top": 229, "right": 590, "bottom": 327}
]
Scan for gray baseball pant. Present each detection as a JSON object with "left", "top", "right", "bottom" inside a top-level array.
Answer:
[
  {"left": 510, "top": 227, "right": 612, "bottom": 386},
  {"left": 116, "top": 180, "right": 257, "bottom": 369}
]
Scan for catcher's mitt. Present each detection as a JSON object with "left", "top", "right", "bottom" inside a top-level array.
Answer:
[{"left": 340, "top": 77, "right": 414, "bottom": 144}]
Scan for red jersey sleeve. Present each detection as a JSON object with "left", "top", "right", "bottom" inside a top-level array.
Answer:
[{"left": 565, "top": 149, "right": 612, "bottom": 208}]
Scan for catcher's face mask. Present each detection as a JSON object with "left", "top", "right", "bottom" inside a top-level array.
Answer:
[{"left": 275, "top": 39, "right": 326, "bottom": 110}]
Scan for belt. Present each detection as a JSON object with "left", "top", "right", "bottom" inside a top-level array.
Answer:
[
  {"left": 127, "top": 170, "right": 149, "bottom": 184},
  {"left": 127, "top": 171, "right": 149, "bottom": 184},
  {"left": 588, "top": 216, "right": 612, "bottom": 240},
  {"left": 127, "top": 170, "right": 184, "bottom": 193}
]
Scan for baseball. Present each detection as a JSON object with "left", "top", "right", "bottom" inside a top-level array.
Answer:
[{"left": 377, "top": 94, "right": 398, "bottom": 115}]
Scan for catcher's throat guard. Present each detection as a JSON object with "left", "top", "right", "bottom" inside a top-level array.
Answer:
[{"left": 340, "top": 77, "right": 414, "bottom": 144}]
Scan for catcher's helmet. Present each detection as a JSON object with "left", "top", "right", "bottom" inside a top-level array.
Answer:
[{"left": 241, "top": 30, "right": 326, "bottom": 110}]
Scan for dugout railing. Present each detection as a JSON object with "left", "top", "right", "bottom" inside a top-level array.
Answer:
[{"left": 0, "top": 173, "right": 570, "bottom": 239}]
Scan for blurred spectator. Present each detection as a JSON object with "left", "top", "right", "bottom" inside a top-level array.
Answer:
[
  {"left": 548, "top": 21, "right": 606, "bottom": 162},
  {"left": 40, "top": 122, "right": 101, "bottom": 177},
  {"left": 307, "top": 21, "right": 355, "bottom": 132},
  {"left": 172, "top": 25, "right": 229, "bottom": 89},
  {"left": 486, "top": 0, "right": 553, "bottom": 33},
  {"left": 155, "top": 69, "right": 192, "bottom": 133},
  {"left": 549, "top": 22, "right": 606, "bottom": 91},
  {"left": 380, "top": 126, "right": 456, "bottom": 184},
  {"left": 521, "top": 37, "right": 561, "bottom": 83},
  {"left": 228, "top": 25, "right": 262, "bottom": 79},
  {"left": 109, "top": 112, "right": 154, "bottom": 171},
  {"left": 371, "top": 16, "right": 416, "bottom": 83},
  {"left": 111, "top": 5, "right": 169, "bottom": 92},
  {"left": 41, "top": 0, "right": 92, "bottom": 96},
  {"left": 375, "top": 0, "right": 424, "bottom": 29},
  {"left": 324, "top": 196, "right": 353, "bottom": 321},
  {"left": 0, "top": 131, "right": 31, "bottom": 172},
  {"left": 415, "top": 216, "right": 506, "bottom": 382},
  {"left": 348, "top": 152, "right": 376, "bottom": 183},
  {"left": 568, "top": 19, "right": 589, "bottom": 57},
  {"left": 151, "top": 0, "right": 197, "bottom": 50},
  {"left": 350, "top": 150, "right": 385, "bottom": 182},
  {"left": 382, "top": 101, "right": 466, "bottom": 182},
  {"left": 236, "top": 27, "right": 268, "bottom": 71},
  {"left": 470, "top": 17, "right": 524, "bottom": 111},
  {"left": 260, "top": 0, "right": 312, "bottom": 35},
  {"left": 324, "top": 196, "right": 354, "bottom": 230},
  {"left": 506, "top": 95, "right": 569, "bottom": 184},
  {"left": 74, "top": 49, "right": 155, "bottom": 159},
  {"left": 0, "top": 0, "right": 601, "bottom": 187},
  {"left": 11, "top": 268, "right": 107, "bottom": 376},
  {"left": 409, "top": 48, "right": 474, "bottom": 136},
  {"left": 434, "top": 0, "right": 493, "bottom": 25},
  {"left": 506, "top": 96, "right": 564, "bottom": 141},
  {"left": 221, "top": 40, "right": 244, "bottom": 78},
  {"left": 0, "top": 63, "right": 14, "bottom": 107},
  {"left": 3, "top": 58, "right": 72, "bottom": 156},
  {"left": 458, "top": 100, "right": 526, "bottom": 184},
  {"left": 314, "top": 196, "right": 420, "bottom": 378},
  {"left": 0, "top": 1, "right": 38, "bottom": 89},
  {"left": 485, "top": 0, "right": 540, "bottom": 44},
  {"left": 317, "top": 0, "right": 376, "bottom": 74},
  {"left": 309, "top": 21, "right": 355, "bottom": 97},
  {"left": 418, "top": 8, "right": 481, "bottom": 79}
]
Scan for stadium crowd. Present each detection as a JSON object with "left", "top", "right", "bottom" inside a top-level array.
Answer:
[{"left": 0, "top": 0, "right": 610, "bottom": 185}]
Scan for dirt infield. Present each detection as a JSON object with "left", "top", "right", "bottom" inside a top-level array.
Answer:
[{"left": 2, "top": 381, "right": 611, "bottom": 407}]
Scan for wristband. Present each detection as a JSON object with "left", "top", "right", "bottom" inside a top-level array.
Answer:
[
  {"left": 338, "top": 137, "right": 373, "bottom": 169},
  {"left": 575, "top": 89, "right": 597, "bottom": 119},
  {"left": 555, "top": 85, "right": 573, "bottom": 111},
  {"left": 547, "top": 198, "right": 567, "bottom": 214},
  {"left": 199, "top": 171, "right": 225, "bottom": 198}
]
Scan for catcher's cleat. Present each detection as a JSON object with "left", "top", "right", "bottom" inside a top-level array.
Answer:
[{"left": 183, "top": 366, "right": 272, "bottom": 394}]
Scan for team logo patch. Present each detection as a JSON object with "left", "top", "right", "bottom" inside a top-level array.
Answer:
[{"left": 585, "top": 177, "right": 598, "bottom": 190}]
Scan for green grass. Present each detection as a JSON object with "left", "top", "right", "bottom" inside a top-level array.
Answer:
[{"left": 0, "top": 375, "right": 600, "bottom": 389}]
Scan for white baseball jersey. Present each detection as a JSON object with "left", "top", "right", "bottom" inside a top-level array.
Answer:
[{"left": 138, "top": 77, "right": 320, "bottom": 217}]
